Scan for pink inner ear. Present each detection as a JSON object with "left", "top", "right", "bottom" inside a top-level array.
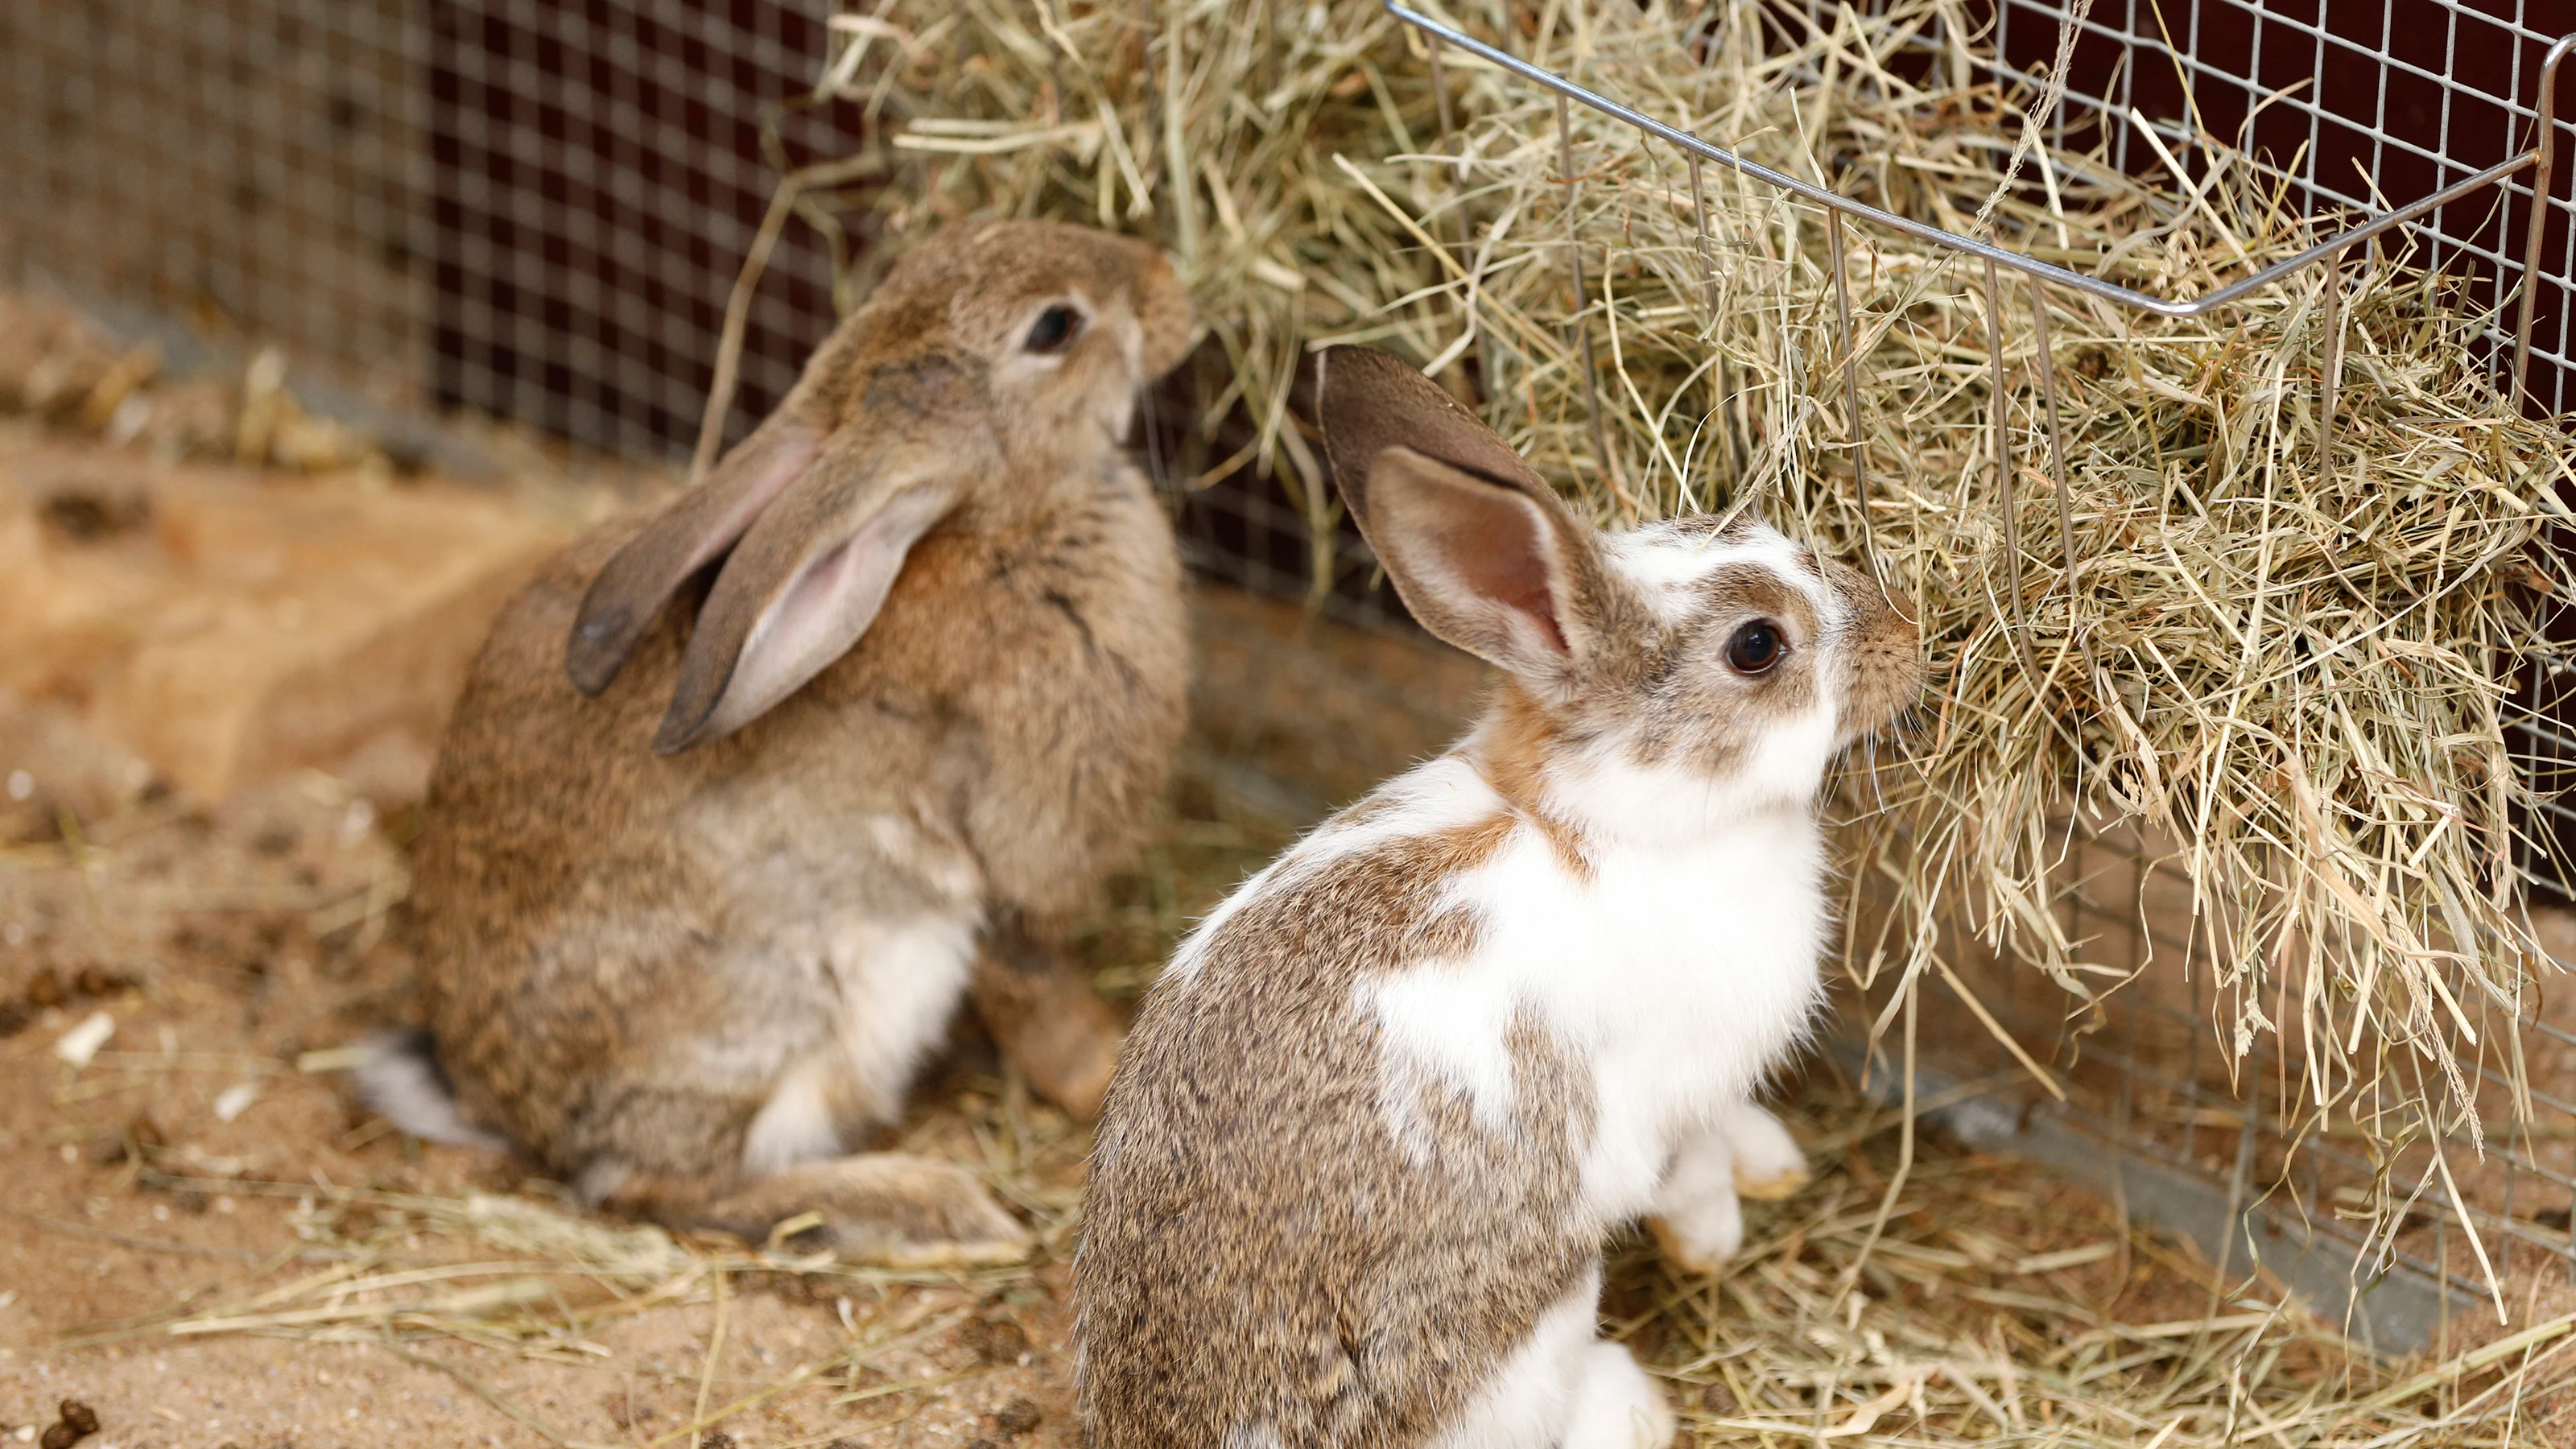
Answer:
[
  {"left": 1435, "top": 490, "right": 1569, "bottom": 655},
  {"left": 687, "top": 481, "right": 956, "bottom": 744}
]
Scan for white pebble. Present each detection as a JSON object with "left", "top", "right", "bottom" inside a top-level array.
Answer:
[
  {"left": 5, "top": 770, "right": 31, "bottom": 801},
  {"left": 213, "top": 1081, "right": 263, "bottom": 1122},
  {"left": 54, "top": 1010, "right": 116, "bottom": 1068}
]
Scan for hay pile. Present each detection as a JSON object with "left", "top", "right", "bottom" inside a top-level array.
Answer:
[{"left": 795, "top": 0, "right": 2576, "bottom": 1301}]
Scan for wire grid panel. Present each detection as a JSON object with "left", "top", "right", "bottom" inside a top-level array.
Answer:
[
  {"left": 424, "top": 0, "right": 866, "bottom": 460},
  {"left": 1979, "top": 1, "right": 2576, "bottom": 409},
  {"left": 1945, "top": 0, "right": 2576, "bottom": 1300},
  {"left": 0, "top": 0, "right": 869, "bottom": 464},
  {"left": 0, "top": 0, "right": 1395, "bottom": 627},
  {"left": 0, "top": 0, "right": 429, "bottom": 399}
]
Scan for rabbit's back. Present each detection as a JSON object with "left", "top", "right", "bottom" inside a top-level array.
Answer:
[{"left": 1076, "top": 778, "right": 1600, "bottom": 1446}]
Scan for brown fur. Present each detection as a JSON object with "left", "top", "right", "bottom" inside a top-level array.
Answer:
[
  {"left": 402, "top": 221, "right": 1191, "bottom": 1257},
  {"left": 1464, "top": 688, "right": 1594, "bottom": 881},
  {"left": 1076, "top": 811, "right": 1596, "bottom": 1447}
]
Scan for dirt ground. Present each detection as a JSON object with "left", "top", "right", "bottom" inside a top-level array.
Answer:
[{"left": 0, "top": 735, "right": 2339, "bottom": 1449}]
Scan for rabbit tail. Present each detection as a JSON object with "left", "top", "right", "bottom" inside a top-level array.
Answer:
[{"left": 354, "top": 1029, "right": 514, "bottom": 1152}]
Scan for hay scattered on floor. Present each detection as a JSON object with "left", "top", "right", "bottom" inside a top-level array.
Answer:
[
  {"left": 56, "top": 1076, "right": 2576, "bottom": 1448},
  {"left": 12, "top": 625, "right": 2570, "bottom": 1443},
  {"left": 794, "top": 0, "right": 2576, "bottom": 1305},
  {"left": 1623, "top": 1071, "right": 2576, "bottom": 1448}
]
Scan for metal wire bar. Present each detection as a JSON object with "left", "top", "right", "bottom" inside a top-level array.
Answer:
[
  {"left": 2320, "top": 246, "right": 2345, "bottom": 489},
  {"left": 1827, "top": 208, "right": 1875, "bottom": 564},
  {"left": 1556, "top": 93, "right": 1616, "bottom": 493},
  {"left": 2514, "top": 36, "right": 2576, "bottom": 405}
]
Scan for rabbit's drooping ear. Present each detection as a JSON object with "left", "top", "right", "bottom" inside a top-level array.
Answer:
[
  {"left": 650, "top": 444, "right": 957, "bottom": 754},
  {"left": 1316, "top": 345, "right": 1607, "bottom": 678},
  {"left": 565, "top": 422, "right": 825, "bottom": 696}
]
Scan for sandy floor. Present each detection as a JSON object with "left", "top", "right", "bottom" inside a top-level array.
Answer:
[{"left": 14, "top": 726, "right": 2562, "bottom": 1448}]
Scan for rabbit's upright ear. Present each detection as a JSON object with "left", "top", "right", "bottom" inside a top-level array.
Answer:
[
  {"left": 1316, "top": 346, "right": 1608, "bottom": 679},
  {"left": 648, "top": 441, "right": 958, "bottom": 754},
  {"left": 566, "top": 421, "right": 825, "bottom": 696}
]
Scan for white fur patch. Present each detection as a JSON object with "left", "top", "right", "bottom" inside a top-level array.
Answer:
[
  {"left": 1352, "top": 763, "right": 1831, "bottom": 1225},
  {"left": 1602, "top": 528, "right": 1728, "bottom": 619},
  {"left": 352, "top": 1031, "right": 510, "bottom": 1152},
  {"left": 1359, "top": 960, "right": 1525, "bottom": 1142},
  {"left": 1602, "top": 518, "right": 1826, "bottom": 629},
  {"left": 1160, "top": 758, "right": 1496, "bottom": 989},
  {"left": 828, "top": 913, "right": 980, "bottom": 1121}
]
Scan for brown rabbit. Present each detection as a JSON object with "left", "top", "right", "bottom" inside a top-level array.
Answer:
[{"left": 363, "top": 221, "right": 1193, "bottom": 1265}]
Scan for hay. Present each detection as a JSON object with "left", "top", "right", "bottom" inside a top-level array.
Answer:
[
  {"left": 1624, "top": 1069, "right": 2576, "bottom": 1447},
  {"left": 789, "top": 0, "right": 2576, "bottom": 1310}
]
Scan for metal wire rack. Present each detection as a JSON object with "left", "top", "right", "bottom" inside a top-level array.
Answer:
[{"left": 1385, "top": 0, "right": 2576, "bottom": 1340}]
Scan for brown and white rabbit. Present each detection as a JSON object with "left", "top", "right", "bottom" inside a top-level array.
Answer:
[
  {"left": 1074, "top": 346, "right": 1922, "bottom": 1446},
  {"left": 361, "top": 220, "right": 1194, "bottom": 1265}
]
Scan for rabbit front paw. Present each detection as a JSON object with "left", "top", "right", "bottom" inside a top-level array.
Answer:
[
  {"left": 1719, "top": 1100, "right": 1809, "bottom": 1202},
  {"left": 1646, "top": 1160, "right": 1745, "bottom": 1274},
  {"left": 1647, "top": 1103, "right": 1806, "bottom": 1273}
]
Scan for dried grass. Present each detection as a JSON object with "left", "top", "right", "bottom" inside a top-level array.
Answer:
[
  {"left": 1622, "top": 1071, "right": 2576, "bottom": 1448},
  {"left": 789, "top": 0, "right": 2576, "bottom": 1317}
]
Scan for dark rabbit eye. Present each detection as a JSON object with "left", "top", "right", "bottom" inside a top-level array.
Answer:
[
  {"left": 1024, "top": 303, "right": 1083, "bottom": 354},
  {"left": 1725, "top": 620, "right": 1784, "bottom": 675}
]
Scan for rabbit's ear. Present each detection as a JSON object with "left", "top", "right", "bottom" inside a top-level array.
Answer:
[
  {"left": 566, "top": 423, "right": 825, "bottom": 696},
  {"left": 650, "top": 443, "right": 957, "bottom": 753},
  {"left": 1316, "top": 346, "right": 1608, "bottom": 678},
  {"left": 1360, "top": 448, "right": 1605, "bottom": 676},
  {"left": 1316, "top": 345, "right": 1550, "bottom": 522}
]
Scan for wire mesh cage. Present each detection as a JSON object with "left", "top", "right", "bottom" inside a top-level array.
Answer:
[
  {"left": 1373, "top": 0, "right": 2576, "bottom": 1344},
  {"left": 6, "top": 0, "right": 2575, "bottom": 1356}
]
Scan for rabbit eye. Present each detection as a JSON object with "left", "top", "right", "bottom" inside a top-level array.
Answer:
[
  {"left": 1724, "top": 620, "right": 1784, "bottom": 675},
  {"left": 1024, "top": 304, "right": 1083, "bottom": 354}
]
